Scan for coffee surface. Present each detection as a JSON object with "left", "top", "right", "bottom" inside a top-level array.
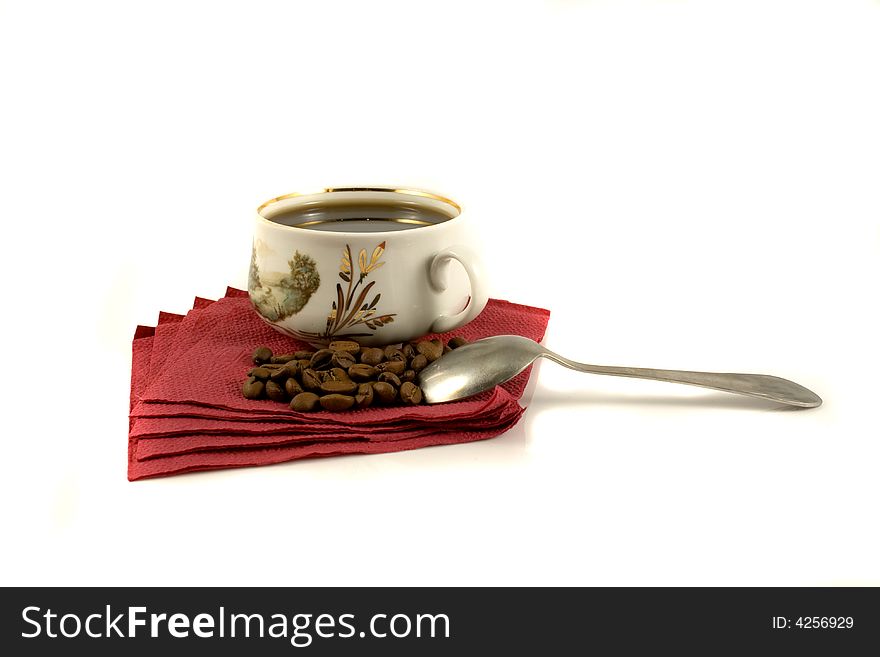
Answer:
[{"left": 266, "top": 200, "right": 454, "bottom": 232}]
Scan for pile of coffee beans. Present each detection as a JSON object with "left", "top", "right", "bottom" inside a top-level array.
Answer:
[{"left": 241, "top": 337, "right": 469, "bottom": 411}]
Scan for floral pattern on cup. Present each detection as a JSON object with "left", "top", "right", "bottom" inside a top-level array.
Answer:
[
  {"left": 251, "top": 240, "right": 396, "bottom": 343},
  {"left": 325, "top": 241, "right": 397, "bottom": 338}
]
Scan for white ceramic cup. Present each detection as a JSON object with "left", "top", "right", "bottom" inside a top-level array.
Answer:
[{"left": 249, "top": 187, "right": 488, "bottom": 346}]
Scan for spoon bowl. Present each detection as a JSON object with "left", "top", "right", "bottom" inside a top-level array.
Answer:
[{"left": 418, "top": 336, "right": 542, "bottom": 402}]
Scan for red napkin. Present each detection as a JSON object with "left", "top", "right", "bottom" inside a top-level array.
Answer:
[{"left": 128, "top": 288, "right": 550, "bottom": 480}]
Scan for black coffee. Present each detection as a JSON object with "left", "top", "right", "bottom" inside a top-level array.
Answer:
[{"left": 265, "top": 199, "right": 455, "bottom": 233}]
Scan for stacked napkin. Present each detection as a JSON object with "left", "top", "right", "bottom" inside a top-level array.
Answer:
[{"left": 128, "top": 288, "right": 550, "bottom": 480}]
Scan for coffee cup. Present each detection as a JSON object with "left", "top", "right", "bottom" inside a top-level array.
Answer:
[{"left": 249, "top": 187, "right": 488, "bottom": 346}]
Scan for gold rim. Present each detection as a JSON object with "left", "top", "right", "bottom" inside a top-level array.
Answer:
[{"left": 257, "top": 187, "right": 461, "bottom": 216}]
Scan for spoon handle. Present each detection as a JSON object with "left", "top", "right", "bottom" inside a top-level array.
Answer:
[{"left": 540, "top": 350, "right": 822, "bottom": 408}]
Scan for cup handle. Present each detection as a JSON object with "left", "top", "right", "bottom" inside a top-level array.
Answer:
[{"left": 428, "top": 245, "right": 488, "bottom": 334}]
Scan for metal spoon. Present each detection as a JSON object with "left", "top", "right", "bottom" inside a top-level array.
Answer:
[{"left": 418, "top": 335, "right": 822, "bottom": 408}]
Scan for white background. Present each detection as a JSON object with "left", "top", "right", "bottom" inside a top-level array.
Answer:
[{"left": 1, "top": 0, "right": 878, "bottom": 586}]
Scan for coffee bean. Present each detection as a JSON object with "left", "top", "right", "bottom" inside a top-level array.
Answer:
[
  {"left": 331, "top": 351, "right": 357, "bottom": 369},
  {"left": 252, "top": 346, "right": 273, "bottom": 365},
  {"left": 320, "top": 380, "right": 358, "bottom": 395},
  {"left": 384, "top": 346, "right": 406, "bottom": 362},
  {"left": 377, "top": 372, "right": 401, "bottom": 388},
  {"left": 355, "top": 382, "right": 374, "bottom": 408},
  {"left": 242, "top": 378, "right": 265, "bottom": 399},
  {"left": 376, "top": 360, "right": 405, "bottom": 375},
  {"left": 360, "top": 348, "right": 384, "bottom": 366},
  {"left": 265, "top": 380, "right": 287, "bottom": 402},
  {"left": 247, "top": 337, "right": 452, "bottom": 410},
  {"left": 348, "top": 364, "right": 377, "bottom": 382},
  {"left": 301, "top": 368, "right": 322, "bottom": 391},
  {"left": 327, "top": 367, "right": 351, "bottom": 382},
  {"left": 372, "top": 381, "right": 397, "bottom": 404},
  {"left": 249, "top": 366, "right": 272, "bottom": 380},
  {"left": 310, "top": 349, "right": 334, "bottom": 370},
  {"left": 329, "top": 340, "right": 360, "bottom": 355},
  {"left": 290, "top": 391, "right": 320, "bottom": 412},
  {"left": 399, "top": 381, "right": 423, "bottom": 405},
  {"left": 269, "top": 367, "right": 289, "bottom": 382},
  {"left": 319, "top": 394, "right": 355, "bottom": 411},
  {"left": 417, "top": 340, "right": 443, "bottom": 362},
  {"left": 285, "top": 377, "right": 303, "bottom": 397}
]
